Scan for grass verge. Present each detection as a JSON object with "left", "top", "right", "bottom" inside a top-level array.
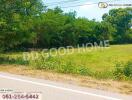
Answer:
[{"left": 0, "top": 65, "right": 132, "bottom": 95}]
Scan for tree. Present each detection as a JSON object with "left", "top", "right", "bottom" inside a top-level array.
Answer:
[
  {"left": 93, "top": 21, "right": 116, "bottom": 42},
  {"left": 102, "top": 7, "right": 132, "bottom": 43},
  {"left": 0, "top": 0, "right": 44, "bottom": 51},
  {"left": 34, "top": 8, "right": 66, "bottom": 48}
]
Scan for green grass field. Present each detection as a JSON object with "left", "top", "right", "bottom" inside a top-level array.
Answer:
[
  {"left": 63, "top": 44, "right": 132, "bottom": 71},
  {"left": 0, "top": 44, "right": 132, "bottom": 80}
]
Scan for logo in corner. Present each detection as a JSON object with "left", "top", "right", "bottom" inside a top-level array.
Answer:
[{"left": 98, "top": 2, "right": 108, "bottom": 8}]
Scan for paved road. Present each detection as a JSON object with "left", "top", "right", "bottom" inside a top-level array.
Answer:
[{"left": 0, "top": 72, "right": 131, "bottom": 100}]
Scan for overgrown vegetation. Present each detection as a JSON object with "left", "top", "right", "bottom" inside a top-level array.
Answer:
[
  {"left": 0, "top": 54, "right": 28, "bottom": 65},
  {"left": 114, "top": 61, "right": 132, "bottom": 80},
  {"left": 28, "top": 56, "right": 93, "bottom": 76},
  {"left": 0, "top": 45, "right": 132, "bottom": 80}
]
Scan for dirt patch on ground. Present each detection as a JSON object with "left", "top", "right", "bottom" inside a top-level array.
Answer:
[{"left": 0, "top": 64, "right": 132, "bottom": 95}]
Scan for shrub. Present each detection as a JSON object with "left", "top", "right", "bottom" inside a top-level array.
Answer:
[
  {"left": 58, "top": 62, "right": 76, "bottom": 74},
  {"left": 29, "top": 56, "right": 57, "bottom": 70},
  {"left": 124, "top": 61, "right": 132, "bottom": 78},
  {"left": 113, "top": 61, "right": 132, "bottom": 80},
  {"left": 113, "top": 63, "right": 126, "bottom": 80},
  {"left": 77, "top": 65, "right": 92, "bottom": 76}
]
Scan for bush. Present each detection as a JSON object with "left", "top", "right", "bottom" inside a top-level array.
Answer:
[
  {"left": 124, "top": 61, "right": 132, "bottom": 78},
  {"left": 58, "top": 62, "right": 76, "bottom": 74},
  {"left": 77, "top": 65, "right": 92, "bottom": 76},
  {"left": 113, "top": 61, "right": 132, "bottom": 80},
  {"left": 113, "top": 63, "right": 126, "bottom": 80},
  {"left": 29, "top": 56, "right": 57, "bottom": 70}
]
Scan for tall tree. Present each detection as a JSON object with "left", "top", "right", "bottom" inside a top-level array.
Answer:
[
  {"left": 102, "top": 8, "right": 132, "bottom": 43},
  {"left": 0, "top": 0, "right": 44, "bottom": 51}
]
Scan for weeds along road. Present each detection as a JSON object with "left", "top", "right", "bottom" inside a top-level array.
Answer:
[{"left": 0, "top": 72, "right": 131, "bottom": 100}]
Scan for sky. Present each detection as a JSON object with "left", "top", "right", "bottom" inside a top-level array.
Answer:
[{"left": 43, "top": 0, "right": 132, "bottom": 21}]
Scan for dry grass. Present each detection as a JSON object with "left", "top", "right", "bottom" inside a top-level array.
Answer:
[{"left": 0, "top": 64, "right": 132, "bottom": 95}]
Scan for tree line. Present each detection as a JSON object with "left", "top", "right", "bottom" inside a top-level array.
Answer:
[{"left": 0, "top": 0, "right": 132, "bottom": 51}]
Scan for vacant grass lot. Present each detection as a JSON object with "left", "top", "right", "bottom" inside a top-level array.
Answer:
[{"left": 0, "top": 44, "right": 132, "bottom": 80}]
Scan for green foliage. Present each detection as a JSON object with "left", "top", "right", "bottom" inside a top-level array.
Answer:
[
  {"left": 0, "top": 3, "right": 132, "bottom": 51},
  {"left": 124, "top": 61, "right": 132, "bottom": 77},
  {"left": 28, "top": 55, "right": 92, "bottom": 76},
  {"left": 34, "top": 8, "right": 77, "bottom": 48},
  {"left": 0, "top": 0, "right": 44, "bottom": 50},
  {"left": 0, "top": 54, "right": 28, "bottom": 65},
  {"left": 113, "top": 63, "right": 125, "bottom": 80},
  {"left": 103, "top": 8, "right": 132, "bottom": 43},
  {"left": 77, "top": 65, "right": 92, "bottom": 76},
  {"left": 113, "top": 61, "right": 132, "bottom": 80}
]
